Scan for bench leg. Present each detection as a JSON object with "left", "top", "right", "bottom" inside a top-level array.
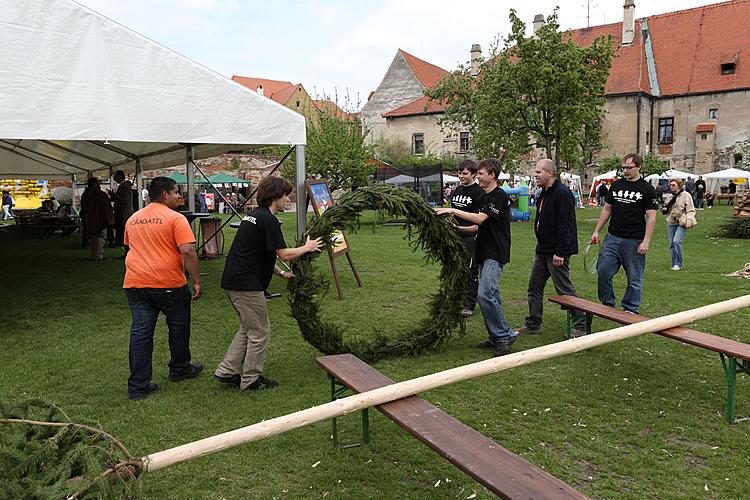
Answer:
[
  {"left": 564, "top": 310, "right": 592, "bottom": 339},
  {"left": 720, "top": 354, "right": 739, "bottom": 424},
  {"left": 329, "top": 376, "right": 370, "bottom": 448},
  {"left": 719, "top": 355, "right": 750, "bottom": 424}
]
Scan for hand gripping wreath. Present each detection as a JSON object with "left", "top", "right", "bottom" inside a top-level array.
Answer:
[{"left": 289, "top": 184, "right": 469, "bottom": 362}]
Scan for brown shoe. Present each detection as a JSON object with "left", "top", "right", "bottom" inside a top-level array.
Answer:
[{"left": 514, "top": 325, "right": 542, "bottom": 335}]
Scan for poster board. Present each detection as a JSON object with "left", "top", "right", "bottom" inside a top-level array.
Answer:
[
  {"left": 306, "top": 179, "right": 350, "bottom": 256},
  {"left": 305, "top": 179, "right": 361, "bottom": 299}
]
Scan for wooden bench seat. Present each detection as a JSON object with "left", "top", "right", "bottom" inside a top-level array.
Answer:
[
  {"left": 316, "top": 353, "right": 587, "bottom": 500},
  {"left": 549, "top": 295, "right": 750, "bottom": 423}
]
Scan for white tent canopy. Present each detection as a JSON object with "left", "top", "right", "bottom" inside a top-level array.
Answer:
[
  {"left": 593, "top": 170, "right": 617, "bottom": 182},
  {"left": 661, "top": 169, "right": 692, "bottom": 179},
  {"left": 703, "top": 167, "right": 750, "bottom": 180},
  {"left": 0, "top": 0, "right": 306, "bottom": 180}
]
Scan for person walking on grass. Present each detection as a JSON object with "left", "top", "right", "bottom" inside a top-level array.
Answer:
[
  {"left": 123, "top": 177, "right": 203, "bottom": 400},
  {"left": 435, "top": 158, "right": 516, "bottom": 357},
  {"left": 2, "top": 190, "right": 13, "bottom": 220},
  {"left": 214, "top": 176, "right": 323, "bottom": 391},
  {"left": 80, "top": 177, "right": 113, "bottom": 261},
  {"left": 515, "top": 159, "right": 587, "bottom": 338},
  {"left": 662, "top": 178, "right": 696, "bottom": 271},
  {"left": 450, "top": 159, "right": 485, "bottom": 318},
  {"left": 591, "top": 153, "right": 658, "bottom": 314},
  {"left": 109, "top": 170, "right": 133, "bottom": 250}
]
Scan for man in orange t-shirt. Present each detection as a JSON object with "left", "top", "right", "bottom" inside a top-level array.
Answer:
[{"left": 123, "top": 177, "right": 203, "bottom": 400}]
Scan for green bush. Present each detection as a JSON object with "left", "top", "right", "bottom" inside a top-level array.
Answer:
[{"left": 715, "top": 216, "right": 750, "bottom": 239}]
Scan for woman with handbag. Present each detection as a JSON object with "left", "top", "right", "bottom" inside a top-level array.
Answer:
[{"left": 661, "top": 178, "right": 696, "bottom": 271}]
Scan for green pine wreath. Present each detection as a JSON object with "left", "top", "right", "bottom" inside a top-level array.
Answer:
[{"left": 289, "top": 184, "right": 469, "bottom": 362}]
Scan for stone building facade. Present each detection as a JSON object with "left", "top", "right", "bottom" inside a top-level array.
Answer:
[{"left": 365, "top": 1, "right": 750, "bottom": 179}]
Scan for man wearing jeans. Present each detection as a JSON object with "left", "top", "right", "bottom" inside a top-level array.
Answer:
[
  {"left": 516, "top": 159, "right": 587, "bottom": 337},
  {"left": 435, "top": 158, "right": 516, "bottom": 357},
  {"left": 123, "top": 177, "right": 203, "bottom": 400},
  {"left": 591, "top": 153, "right": 657, "bottom": 314},
  {"left": 214, "top": 176, "right": 322, "bottom": 391},
  {"left": 450, "top": 159, "right": 485, "bottom": 318}
]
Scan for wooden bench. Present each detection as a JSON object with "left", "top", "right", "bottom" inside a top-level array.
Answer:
[
  {"left": 316, "top": 353, "right": 588, "bottom": 499},
  {"left": 549, "top": 295, "right": 750, "bottom": 423}
]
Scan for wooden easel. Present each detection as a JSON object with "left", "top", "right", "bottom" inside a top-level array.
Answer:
[{"left": 305, "top": 180, "right": 362, "bottom": 300}]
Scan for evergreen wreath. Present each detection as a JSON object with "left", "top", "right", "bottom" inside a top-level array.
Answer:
[{"left": 289, "top": 184, "right": 469, "bottom": 362}]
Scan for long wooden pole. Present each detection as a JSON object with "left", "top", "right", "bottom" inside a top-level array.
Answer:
[{"left": 143, "top": 294, "right": 750, "bottom": 472}]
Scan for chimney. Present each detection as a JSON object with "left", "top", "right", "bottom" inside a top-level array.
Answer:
[
  {"left": 532, "top": 14, "right": 545, "bottom": 39},
  {"left": 470, "top": 44, "right": 482, "bottom": 77},
  {"left": 622, "top": 0, "right": 635, "bottom": 45}
]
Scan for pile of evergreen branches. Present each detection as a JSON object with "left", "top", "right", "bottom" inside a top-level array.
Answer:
[
  {"left": 715, "top": 216, "right": 750, "bottom": 239},
  {"left": 289, "top": 184, "right": 468, "bottom": 362},
  {"left": 1, "top": 399, "right": 141, "bottom": 499}
]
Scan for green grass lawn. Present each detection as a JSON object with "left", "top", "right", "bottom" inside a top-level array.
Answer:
[{"left": 1, "top": 203, "right": 749, "bottom": 499}]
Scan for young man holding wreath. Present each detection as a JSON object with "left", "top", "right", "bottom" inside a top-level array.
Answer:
[
  {"left": 435, "top": 158, "right": 516, "bottom": 357},
  {"left": 215, "top": 176, "right": 323, "bottom": 391}
]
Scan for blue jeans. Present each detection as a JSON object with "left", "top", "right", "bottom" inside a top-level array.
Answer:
[
  {"left": 596, "top": 234, "right": 646, "bottom": 313},
  {"left": 477, "top": 259, "right": 516, "bottom": 345},
  {"left": 667, "top": 223, "right": 687, "bottom": 268},
  {"left": 126, "top": 286, "right": 192, "bottom": 398}
]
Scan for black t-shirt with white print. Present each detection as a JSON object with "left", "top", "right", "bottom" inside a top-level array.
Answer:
[
  {"left": 221, "top": 206, "right": 287, "bottom": 291},
  {"left": 475, "top": 186, "right": 511, "bottom": 264},
  {"left": 605, "top": 178, "right": 658, "bottom": 240},
  {"left": 450, "top": 182, "right": 485, "bottom": 227}
]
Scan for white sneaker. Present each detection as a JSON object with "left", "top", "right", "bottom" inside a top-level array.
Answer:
[{"left": 671, "top": 265, "right": 681, "bottom": 271}]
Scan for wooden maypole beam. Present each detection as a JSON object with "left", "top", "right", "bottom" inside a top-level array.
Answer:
[{"left": 142, "top": 294, "right": 750, "bottom": 472}]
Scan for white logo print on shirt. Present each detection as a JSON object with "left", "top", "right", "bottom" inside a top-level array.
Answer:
[{"left": 613, "top": 190, "right": 642, "bottom": 204}]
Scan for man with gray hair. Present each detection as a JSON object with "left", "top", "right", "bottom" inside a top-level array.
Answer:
[{"left": 515, "top": 159, "right": 586, "bottom": 337}]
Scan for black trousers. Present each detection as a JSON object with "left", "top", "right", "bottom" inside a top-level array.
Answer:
[{"left": 525, "top": 253, "right": 585, "bottom": 328}]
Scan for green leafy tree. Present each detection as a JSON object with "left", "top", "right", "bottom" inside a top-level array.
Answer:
[
  {"left": 427, "top": 8, "right": 613, "bottom": 170},
  {"left": 597, "top": 153, "right": 668, "bottom": 177},
  {"left": 305, "top": 111, "right": 374, "bottom": 191}
]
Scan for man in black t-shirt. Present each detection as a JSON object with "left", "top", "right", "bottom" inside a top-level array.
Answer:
[
  {"left": 215, "top": 176, "right": 322, "bottom": 391},
  {"left": 591, "top": 153, "right": 658, "bottom": 314},
  {"left": 435, "top": 158, "right": 516, "bottom": 357},
  {"left": 450, "top": 159, "right": 486, "bottom": 317}
]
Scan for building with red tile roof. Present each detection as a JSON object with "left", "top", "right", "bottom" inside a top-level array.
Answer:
[
  {"left": 232, "top": 75, "right": 323, "bottom": 124},
  {"left": 368, "top": 1, "right": 750, "bottom": 173},
  {"left": 562, "top": 0, "right": 750, "bottom": 173},
  {"left": 361, "top": 49, "right": 465, "bottom": 157}
]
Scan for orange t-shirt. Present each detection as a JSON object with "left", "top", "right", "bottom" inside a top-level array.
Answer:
[{"left": 123, "top": 203, "right": 195, "bottom": 288}]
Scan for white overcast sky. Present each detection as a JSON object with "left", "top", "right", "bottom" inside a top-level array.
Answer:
[{"left": 78, "top": 0, "right": 721, "bottom": 110}]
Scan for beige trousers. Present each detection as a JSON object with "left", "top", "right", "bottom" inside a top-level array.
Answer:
[{"left": 215, "top": 290, "right": 269, "bottom": 389}]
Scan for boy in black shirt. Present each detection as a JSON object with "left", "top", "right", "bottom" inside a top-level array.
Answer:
[
  {"left": 450, "top": 159, "right": 485, "bottom": 317},
  {"left": 435, "top": 158, "right": 516, "bottom": 356},
  {"left": 215, "top": 176, "right": 322, "bottom": 391},
  {"left": 591, "top": 153, "right": 658, "bottom": 314}
]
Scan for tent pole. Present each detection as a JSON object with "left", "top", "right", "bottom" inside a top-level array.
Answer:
[
  {"left": 135, "top": 158, "right": 143, "bottom": 210},
  {"left": 70, "top": 174, "right": 77, "bottom": 211},
  {"left": 186, "top": 146, "right": 195, "bottom": 214},
  {"left": 295, "top": 144, "right": 306, "bottom": 240}
]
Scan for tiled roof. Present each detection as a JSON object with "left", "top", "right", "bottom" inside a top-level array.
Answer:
[
  {"left": 646, "top": 0, "right": 750, "bottom": 95},
  {"left": 398, "top": 49, "right": 449, "bottom": 89},
  {"left": 383, "top": 95, "right": 447, "bottom": 118},
  {"left": 566, "top": 21, "right": 651, "bottom": 95},
  {"left": 696, "top": 123, "right": 716, "bottom": 133},
  {"left": 232, "top": 75, "right": 293, "bottom": 95},
  {"left": 566, "top": 0, "right": 750, "bottom": 97},
  {"left": 314, "top": 99, "right": 354, "bottom": 121},
  {"left": 270, "top": 84, "right": 300, "bottom": 105}
]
